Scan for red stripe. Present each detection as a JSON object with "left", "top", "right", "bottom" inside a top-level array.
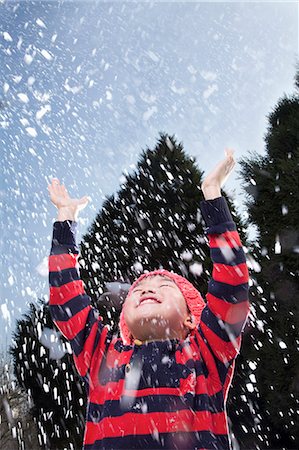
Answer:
[
  {"left": 105, "top": 343, "right": 133, "bottom": 369},
  {"left": 50, "top": 280, "right": 85, "bottom": 305},
  {"left": 73, "top": 321, "right": 98, "bottom": 376},
  {"left": 207, "top": 293, "right": 250, "bottom": 324},
  {"left": 85, "top": 409, "right": 226, "bottom": 444},
  {"left": 212, "top": 262, "right": 249, "bottom": 285},
  {"left": 208, "top": 230, "right": 241, "bottom": 248},
  {"left": 54, "top": 305, "right": 91, "bottom": 340},
  {"left": 194, "top": 410, "right": 227, "bottom": 434},
  {"left": 89, "top": 370, "right": 216, "bottom": 406},
  {"left": 89, "top": 372, "right": 214, "bottom": 406},
  {"left": 194, "top": 329, "right": 222, "bottom": 394},
  {"left": 175, "top": 342, "right": 201, "bottom": 365},
  {"left": 90, "top": 380, "right": 191, "bottom": 404},
  {"left": 200, "top": 321, "right": 241, "bottom": 364},
  {"left": 48, "top": 253, "right": 78, "bottom": 271}
]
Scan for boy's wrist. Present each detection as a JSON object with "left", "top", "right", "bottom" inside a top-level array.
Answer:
[
  {"left": 57, "top": 207, "right": 78, "bottom": 222},
  {"left": 201, "top": 184, "right": 221, "bottom": 200}
]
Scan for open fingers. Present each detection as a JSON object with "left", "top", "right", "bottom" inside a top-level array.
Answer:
[
  {"left": 48, "top": 178, "right": 59, "bottom": 187},
  {"left": 225, "top": 157, "right": 235, "bottom": 175},
  {"left": 48, "top": 178, "right": 66, "bottom": 196},
  {"left": 225, "top": 148, "right": 235, "bottom": 158}
]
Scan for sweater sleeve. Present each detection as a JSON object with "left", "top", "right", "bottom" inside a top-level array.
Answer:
[
  {"left": 48, "top": 220, "right": 110, "bottom": 378},
  {"left": 197, "top": 197, "right": 250, "bottom": 376}
]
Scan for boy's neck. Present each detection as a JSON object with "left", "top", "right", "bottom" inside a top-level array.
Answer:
[{"left": 133, "top": 331, "right": 190, "bottom": 345}]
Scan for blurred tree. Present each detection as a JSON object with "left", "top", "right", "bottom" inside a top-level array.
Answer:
[
  {"left": 0, "top": 352, "right": 40, "bottom": 450},
  {"left": 232, "top": 69, "right": 299, "bottom": 449},
  {"left": 10, "top": 301, "right": 86, "bottom": 449},
  {"left": 11, "top": 132, "right": 249, "bottom": 449}
]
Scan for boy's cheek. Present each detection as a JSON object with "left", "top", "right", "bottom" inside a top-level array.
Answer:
[{"left": 123, "top": 301, "right": 137, "bottom": 323}]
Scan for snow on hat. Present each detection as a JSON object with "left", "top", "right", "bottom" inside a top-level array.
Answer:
[{"left": 119, "top": 269, "right": 206, "bottom": 345}]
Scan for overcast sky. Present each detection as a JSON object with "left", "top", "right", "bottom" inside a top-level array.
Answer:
[{"left": 0, "top": 1, "right": 298, "bottom": 350}]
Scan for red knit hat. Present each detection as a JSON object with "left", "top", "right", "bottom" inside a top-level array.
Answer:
[{"left": 119, "top": 269, "right": 206, "bottom": 345}]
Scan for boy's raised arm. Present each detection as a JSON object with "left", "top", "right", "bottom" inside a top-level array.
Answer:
[
  {"left": 48, "top": 179, "right": 110, "bottom": 379},
  {"left": 197, "top": 150, "right": 250, "bottom": 396},
  {"left": 49, "top": 219, "right": 106, "bottom": 378},
  {"left": 198, "top": 196, "right": 250, "bottom": 360}
]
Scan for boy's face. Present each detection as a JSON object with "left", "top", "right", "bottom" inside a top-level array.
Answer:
[{"left": 123, "top": 275, "right": 196, "bottom": 342}]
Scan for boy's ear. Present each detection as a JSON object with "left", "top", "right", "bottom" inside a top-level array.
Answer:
[{"left": 184, "top": 316, "right": 196, "bottom": 331}]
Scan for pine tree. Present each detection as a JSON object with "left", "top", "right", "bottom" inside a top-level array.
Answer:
[{"left": 234, "top": 70, "right": 299, "bottom": 449}]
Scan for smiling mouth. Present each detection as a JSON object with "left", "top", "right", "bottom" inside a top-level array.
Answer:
[{"left": 139, "top": 298, "right": 161, "bottom": 306}]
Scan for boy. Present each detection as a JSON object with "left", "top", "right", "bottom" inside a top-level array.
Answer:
[{"left": 48, "top": 149, "right": 250, "bottom": 449}]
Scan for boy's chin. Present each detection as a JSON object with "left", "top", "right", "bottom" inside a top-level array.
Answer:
[
  {"left": 128, "top": 316, "right": 186, "bottom": 341},
  {"left": 131, "top": 323, "right": 180, "bottom": 342},
  {"left": 135, "top": 316, "right": 169, "bottom": 330}
]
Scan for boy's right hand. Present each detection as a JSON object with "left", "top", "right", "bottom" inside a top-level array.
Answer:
[{"left": 48, "top": 178, "right": 90, "bottom": 220}]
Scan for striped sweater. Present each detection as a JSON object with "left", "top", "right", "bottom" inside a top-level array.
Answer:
[{"left": 48, "top": 196, "right": 250, "bottom": 450}]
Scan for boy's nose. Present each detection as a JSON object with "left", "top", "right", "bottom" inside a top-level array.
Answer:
[{"left": 141, "top": 288, "right": 155, "bottom": 294}]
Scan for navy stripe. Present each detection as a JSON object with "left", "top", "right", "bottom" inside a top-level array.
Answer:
[
  {"left": 208, "top": 279, "right": 249, "bottom": 303},
  {"left": 200, "top": 306, "right": 246, "bottom": 342},
  {"left": 214, "top": 433, "right": 230, "bottom": 450},
  {"left": 84, "top": 431, "right": 230, "bottom": 450},
  {"left": 113, "top": 339, "right": 133, "bottom": 353},
  {"left": 99, "top": 357, "right": 205, "bottom": 387},
  {"left": 52, "top": 221, "right": 77, "bottom": 243},
  {"left": 50, "top": 245, "right": 78, "bottom": 256},
  {"left": 69, "top": 308, "right": 98, "bottom": 357},
  {"left": 49, "top": 294, "right": 91, "bottom": 321},
  {"left": 49, "top": 267, "right": 80, "bottom": 287},
  {"left": 82, "top": 374, "right": 90, "bottom": 393},
  {"left": 88, "top": 389, "right": 224, "bottom": 423},
  {"left": 210, "top": 246, "right": 246, "bottom": 265},
  {"left": 206, "top": 220, "right": 236, "bottom": 235}
]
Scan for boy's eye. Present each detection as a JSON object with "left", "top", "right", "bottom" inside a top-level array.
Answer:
[{"left": 133, "top": 284, "right": 172, "bottom": 293}]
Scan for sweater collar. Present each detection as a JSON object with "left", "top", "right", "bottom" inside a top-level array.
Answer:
[{"left": 133, "top": 337, "right": 181, "bottom": 351}]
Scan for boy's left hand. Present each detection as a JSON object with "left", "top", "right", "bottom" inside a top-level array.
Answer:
[{"left": 201, "top": 148, "right": 236, "bottom": 200}]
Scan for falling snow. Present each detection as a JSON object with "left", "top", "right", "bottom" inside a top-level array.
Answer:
[
  {"left": 1, "top": 1, "right": 298, "bottom": 449},
  {"left": 3, "top": 31, "right": 13, "bottom": 41}
]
